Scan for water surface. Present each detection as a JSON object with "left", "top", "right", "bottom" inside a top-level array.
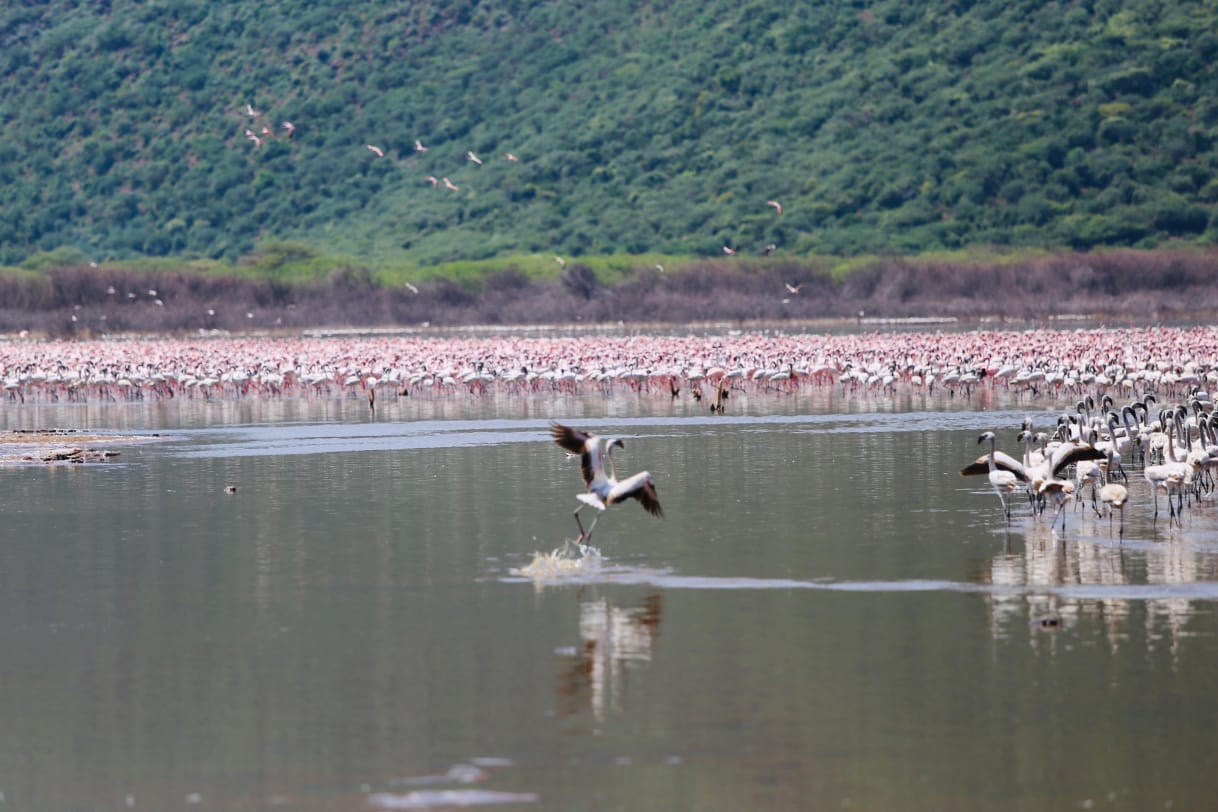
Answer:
[{"left": 1, "top": 394, "right": 1216, "bottom": 810}]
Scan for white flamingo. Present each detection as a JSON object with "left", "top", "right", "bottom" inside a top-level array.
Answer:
[
  {"left": 551, "top": 423, "right": 663, "bottom": 543},
  {"left": 977, "top": 431, "right": 1020, "bottom": 521}
]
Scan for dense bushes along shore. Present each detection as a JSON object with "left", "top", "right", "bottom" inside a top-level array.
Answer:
[{"left": 1, "top": 249, "right": 1216, "bottom": 337}]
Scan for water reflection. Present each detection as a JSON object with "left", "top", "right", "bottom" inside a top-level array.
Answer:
[
  {"left": 557, "top": 593, "right": 662, "bottom": 722},
  {"left": 980, "top": 521, "right": 1218, "bottom": 660}
]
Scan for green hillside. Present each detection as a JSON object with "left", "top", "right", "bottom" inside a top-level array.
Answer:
[{"left": 3, "top": 0, "right": 1217, "bottom": 269}]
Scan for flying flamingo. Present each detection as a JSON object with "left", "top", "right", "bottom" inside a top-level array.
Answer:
[
  {"left": 722, "top": 245, "right": 737, "bottom": 255},
  {"left": 442, "top": 177, "right": 459, "bottom": 191},
  {"left": 366, "top": 144, "right": 385, "bottom": 157},
  {"left": 415, "top": 139, "right": 429, "bottom": 152},
  {"left": 504, "top": 152, "right": 519, "bottom": 161},
  {"left": 282, "top": 121, "right": 296, "bottom": 136},
  {"left": 246, "top": 103, "right": 260, "bottom": 117},
  {"left": 785, "top": 283, "right": 802, "bottom": 295},
  {"left": 766, "top": 200, "right": 783, "bottom": 214},
  {"left": 467, "top": 150, "right": 483, "bottom": 165},
  {"left": 425, "top": 175, "right": 439, "bottom": 187},
  {"left": 550, "top": 423, "right": 663, "bottom": 544}
]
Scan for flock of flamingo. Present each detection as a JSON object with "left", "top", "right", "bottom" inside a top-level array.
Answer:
[
  {"left": 5, "top": 323, "right": 1218, "bottom": 539},
  {"left": 236, "top": 103, "right": 784, "bottom": 249},
  {"left": 2, "top": 325, "right": 1218, "bottom": 406},
  {"left": 964, "top": 390, "right": 1218, "bottom": 535}
]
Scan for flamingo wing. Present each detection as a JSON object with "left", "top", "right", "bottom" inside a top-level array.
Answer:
[
  {"left": 1049, "top": 443, "right": 1106, "bottom": 478},
  {"left": 608, "top": 471, "right": 663, "bottom": 517},
  {"left": 551, "top": 423, "right": 597, "bottom": 487},
  {"left": 959, "top": 452, "right": 1027, "bottom": 481}
]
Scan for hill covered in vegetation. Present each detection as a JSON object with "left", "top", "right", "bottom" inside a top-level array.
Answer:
[{"left": 2, "top": 0, "right": 1217, "bottom": 270}]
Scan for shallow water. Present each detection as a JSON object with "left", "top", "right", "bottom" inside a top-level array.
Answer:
[{"left": 2, "top": 393, "right": 1217, "bottom": 811}]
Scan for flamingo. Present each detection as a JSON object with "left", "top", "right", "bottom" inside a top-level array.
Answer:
[
  {"left": 1144, "top": 433, "right": 1187, "bottom": 527},
  {"left": 442, "top": 177, "right": 459, "bottom": 191},
  {"left": 1098, "top": 447, "right": 1129, "bottom": 537},
  {"left": 550, "top": 423, "right": 663, "bottom": 544},
  {"left": 425, "top": 175, "right": 439, "bottom": 187},
  {"left": 246, "top": 103, "right": 260, "bottom": 117},
  {"left": 282, "top": 121, "right": 296, "bottom": 136},
  {"left": 722, "top": 245, "right": 737, "bottom": 255},
  {"left": 366, "top": 144, "right": 385, "bottom": 157},
  {"left": 1039, "top": 478, "right": 1076, "bottom": 531},
  {"left": 504, "top": 152, "right": 519, "bottom": 162},
  {"left": 785, "top": 282, "right": 802, "bottom": 295},
  {"left": 415, "top": 139, "right": 429, "bottom": 152},
  {"left": 977, "top": 431, "right": 1021, "bottom": 521},
  {"left": 467, "top": 150, "right": 483, "bottom": 165},
  {"left": 766, "top": 199, "right": 783, "bottom": 215}
]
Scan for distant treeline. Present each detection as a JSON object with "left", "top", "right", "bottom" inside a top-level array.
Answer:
[{"left": 2, "top": 249, "right": 1216, "bottom": 337}]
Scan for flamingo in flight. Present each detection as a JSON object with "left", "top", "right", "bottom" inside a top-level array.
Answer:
[
  {"left": 550, "top": 423, "right": 663, "bottom": 543},
  {"left": 366, "top": 144, "right": 385, "bottom": 157}
]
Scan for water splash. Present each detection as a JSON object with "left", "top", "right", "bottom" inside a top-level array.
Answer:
[{"left": 510, "top": 543, "right": 603, "bottom": 578}]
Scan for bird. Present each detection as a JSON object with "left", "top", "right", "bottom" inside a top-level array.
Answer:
[
  {"left": 550, "top": 423, "right": 663, "bottom": 544},
  {"left": 246, "top": 103, "right": 260, "bottom": 117},
  {"left": 282, "top": 121, "right": 296, "bottom": 136},
  {"left": 1144, "top": 421, "right": 1189, "bottom": 526},
  {"left": 785, "top": 282, "right": 802, "bottom": 295},
  {"left": 722, "top": 245, "right": 737, "bottom": 255},
  {"left": 1098, "top": 459, "right": 1129, "bottom": 538},
  {"left": 504, "top": 152, "right": 519, "bottom": 162},
  {"left": 404, "top": 282, "right": 419, "bottom": 294},
  {"left": 442, "top": 177, "right": 459, "bottom": 191},
  {"left": 224, "top": 484, "right": 238, "bottom": 494},
  {"left": 414, "top": 139, "right": 429, "bottom": 152},
  {"left": 978, "top": 431, "right": 1021, "bottom": 521},
  {"left": 366, "top": 144, "right": 385, "bottom": 157},
  {"left": 425, "top": 175, "right": 439, "bottom": 187},
  {"left": 766, "top": 200, "right": 783, "bottom": 215},
  {"left": 467, "top": 150, "right": 483, "bottom": 165},
  {"left": 555, "top": 256, "right": 566, "bottom": 267},
  {"left": 1039, "top": 478, "right": 1076, "bottom": 531}
]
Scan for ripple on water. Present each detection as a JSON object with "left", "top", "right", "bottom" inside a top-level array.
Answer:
[{"left": 366, "top": 790, "right": 540, "bottom": 808}]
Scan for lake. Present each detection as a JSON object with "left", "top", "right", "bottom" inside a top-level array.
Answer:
[{"left": 1, "top": 390, "right": 1216, "bottom": 811}]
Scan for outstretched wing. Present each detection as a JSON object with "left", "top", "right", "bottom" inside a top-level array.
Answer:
[
  {"left": 959, "top": 451, "right": 1028, "bottom": 481},
  {"left": 1049, "top": 443, "right": 1106, "bottom": 478},
  {"left": 551, "top": 423, "right": 597, "bottom": 487},
  {"left": 609, "top": 471, "right": 663, "bottom": 518}
]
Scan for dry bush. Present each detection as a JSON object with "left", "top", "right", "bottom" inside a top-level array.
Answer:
[{"left": 4, "top": 249, "right": 1218, "bottom": 335}]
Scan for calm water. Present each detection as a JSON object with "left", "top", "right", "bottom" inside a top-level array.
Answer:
[{"left": 2, "top": 391, "right": 1217, "bottom": 811}]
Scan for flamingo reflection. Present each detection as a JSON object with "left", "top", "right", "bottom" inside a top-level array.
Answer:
[{"left": 557, "top": 593, "right": 662, "bottom": 720}]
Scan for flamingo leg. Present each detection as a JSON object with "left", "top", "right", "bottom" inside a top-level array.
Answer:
[
  {"left": 573, "top": 503, "right": 590, "bottom": 543},
  {"left": 572, "top": 502, "right": 603, "bottom": 545}
]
